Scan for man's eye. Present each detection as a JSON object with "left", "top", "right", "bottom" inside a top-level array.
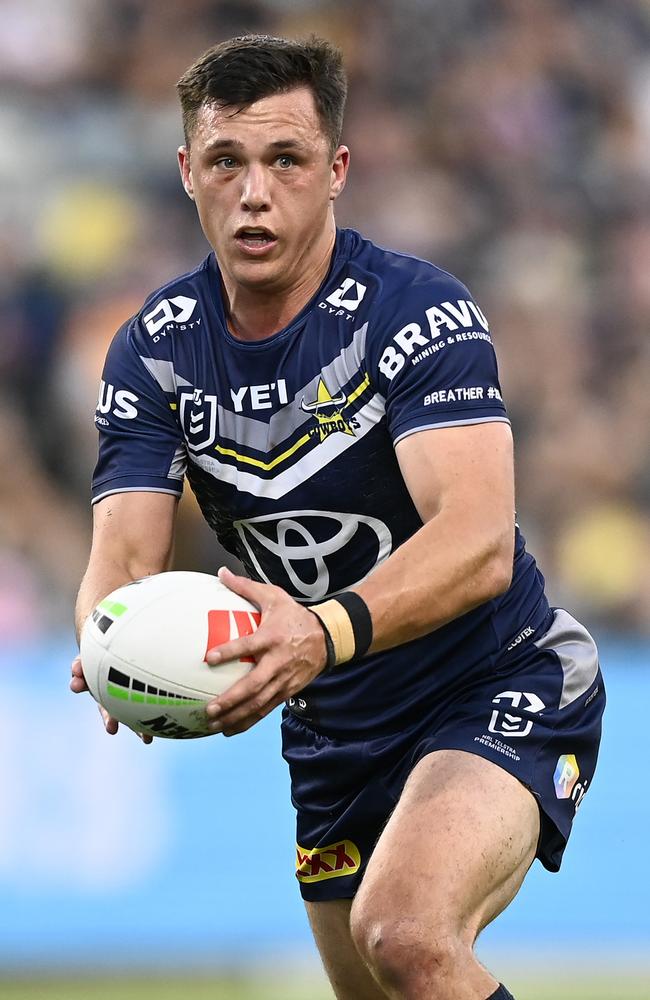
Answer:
[
  {"left": 276, "top": 155, "right": 294, "bottom": 168},
  {"left": 216, "top": 157, "right": 239, "bottom": 169}
]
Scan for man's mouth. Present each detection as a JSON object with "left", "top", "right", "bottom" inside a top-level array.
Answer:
[{"left": 235, "top": 227, "right": 278, "bottom": 251}]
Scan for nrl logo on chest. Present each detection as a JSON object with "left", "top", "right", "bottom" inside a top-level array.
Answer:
[{"left": 179, "top": 387, "right": 218, "bottom": 451}]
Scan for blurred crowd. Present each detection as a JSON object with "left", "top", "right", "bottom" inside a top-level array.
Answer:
[{"left": 1, "top": 0, "right": 649, "bottom": 640}]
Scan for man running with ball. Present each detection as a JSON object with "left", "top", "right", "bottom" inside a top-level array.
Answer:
[{"left": 72, "top": 35, "right": 604, "bottom": 1000}]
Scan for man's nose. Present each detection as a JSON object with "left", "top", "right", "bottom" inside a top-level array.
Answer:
[{"left": 240, "top": 164, "right": 271, "bottom": 212}]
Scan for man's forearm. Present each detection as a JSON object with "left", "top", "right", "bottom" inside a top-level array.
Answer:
[
  {"left": 75, "top": 562, "right": 139, "bottom": 642},
  {"left": 75, "top": 553, "right": 173, "bottom": 642},
  {"left": 354, "top": 508, "right": 513, "bottom": 655},
  {"left": 76, "top": 493, "right": 179, "bottom": 642}
]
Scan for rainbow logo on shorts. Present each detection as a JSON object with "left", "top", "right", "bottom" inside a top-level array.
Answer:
[
  {"left": 554, "top": 754, "right": 580, "bottom": 799},
  {"left": 295, "top": 840, "right": 360, "bottom": 883}
]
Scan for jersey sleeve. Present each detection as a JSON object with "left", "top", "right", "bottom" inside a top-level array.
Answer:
[
  {"left": 91, "top": 318, "right": 187, "bottom": 504},
  {"left": 366, "top": 268, "right": 509, "bottom": 445}
]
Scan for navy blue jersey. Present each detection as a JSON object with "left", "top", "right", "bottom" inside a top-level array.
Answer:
[{"left": 92, "top": 228, "right": 548, "bottom": 736}]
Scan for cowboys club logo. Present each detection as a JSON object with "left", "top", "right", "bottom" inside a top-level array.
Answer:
[
  {"left": 300, "top": 378, "right": 355, "bottom": 442},
  {"left": 179, "top": 388, "right": 218, "bottom": 452},
  {"left": 234, "top": 510, "right": 392, "bottom": 601}
]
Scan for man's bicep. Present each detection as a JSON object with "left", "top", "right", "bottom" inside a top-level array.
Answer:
[
  {"left": 395, "top": 422, "right": 515, "bottom": 529},
  {"left": 90, "top": 491, "right": 179, "bottom": 577},
  {"left": 92, "top": 318, "right": 186, "bottom": 505}
]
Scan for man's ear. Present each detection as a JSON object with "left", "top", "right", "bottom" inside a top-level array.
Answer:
[
  {"left": 330, "top": 145, "right": 350, "bottom": 202},
  {"left": 177, "top": 146, "right": 194, "bottom": 201}
]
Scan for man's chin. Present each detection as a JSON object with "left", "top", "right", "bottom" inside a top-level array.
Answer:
[{"left": 228, "top": 259, "right": 287, "bottom": 292}]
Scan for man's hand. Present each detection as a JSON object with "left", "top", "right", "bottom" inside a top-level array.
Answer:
[
  {"left": 70, "top": 654, "right": 153, "bottom": 744},
  {"left": 204, "top": 567, "right": 328, "bottom": 736}
]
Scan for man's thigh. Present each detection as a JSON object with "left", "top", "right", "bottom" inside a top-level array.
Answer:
[
  {"left": 304, "top": 749, "right": 539, "bottom": 1000},
  {"left": 353, "top": 748, "right": 540, "bottom": 941}
]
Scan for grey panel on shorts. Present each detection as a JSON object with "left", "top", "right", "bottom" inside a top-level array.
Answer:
[{"left": 533, "top": 609, "right": 599, "bottom": 709}]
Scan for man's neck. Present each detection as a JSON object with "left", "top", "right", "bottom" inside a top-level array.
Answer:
[{"left": 221, "top": 227, "right": 336, "bottom": 342}]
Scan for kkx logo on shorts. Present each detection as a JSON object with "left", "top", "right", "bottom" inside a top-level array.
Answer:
[
  {"left": 296, "top": 840, "right": 360, "bottom": 883},
  {"left": 488, "top": 690, "right": 545, "bottom": 738}
]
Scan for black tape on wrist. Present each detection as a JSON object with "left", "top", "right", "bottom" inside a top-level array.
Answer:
[
  {"left": 336, "top": 591, "right": 373, "bottom": 659},
  {"left": 310, "top": 592, "right": 373, "bottom": 668}
]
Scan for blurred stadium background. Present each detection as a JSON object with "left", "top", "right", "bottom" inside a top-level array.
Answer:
[{"left": 1, "top": 0, "right": 649, "bottom": 997}]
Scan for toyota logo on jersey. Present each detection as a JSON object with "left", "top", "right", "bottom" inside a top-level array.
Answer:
[{"left": 233, "top": 510, "right": 392, "bottom": 601}]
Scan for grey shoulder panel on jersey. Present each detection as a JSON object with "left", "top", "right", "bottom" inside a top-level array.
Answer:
[
  {"left": 139, "top": 357, "right": 193, "bottom": 392},
  {"left": 533, "top": 609, "right": 599, "bottom": 709}
]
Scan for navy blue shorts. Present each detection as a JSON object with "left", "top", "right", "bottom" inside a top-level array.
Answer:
[{"left": 281, "top": 609, "right": 605, "bottom": 902}]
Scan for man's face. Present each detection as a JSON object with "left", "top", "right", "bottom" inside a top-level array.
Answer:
[{"left": 178, "top": 86, "right": 349, "bottom": 294}]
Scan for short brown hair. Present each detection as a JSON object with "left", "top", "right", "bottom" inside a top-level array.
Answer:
[{"left": 177, "top": 34, "right": 347, "bottom": 154}]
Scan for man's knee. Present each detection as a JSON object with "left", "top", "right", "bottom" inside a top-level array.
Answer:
[{"left": 350, "top": 896, "right": 468, "bottom": 995}]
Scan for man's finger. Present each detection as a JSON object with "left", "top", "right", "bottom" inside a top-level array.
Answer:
[
  {"left": 213, "top": 681, "right": 284, "bottom": 736},
  {"left": 217, "top": 566, "right": 270, "bottom": 607},
  {"left": 70, "top": 656, "right": 89, "bottom": 693},
  {"left": 205, "top": 633, "right": 258, "bottom": 666},
  {"left": 206, "top": 657, "right": 278, "bottom": 717},
  {"left": 73, "top": 656, "right": 150, "bottom": 742},
  {"left": 98, "top": 704, "right": 119, "bottom": 735}
]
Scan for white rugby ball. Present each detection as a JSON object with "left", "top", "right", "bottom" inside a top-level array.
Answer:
[{"left": 80, "top": 571, "right": 260, "bottom": 739}]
